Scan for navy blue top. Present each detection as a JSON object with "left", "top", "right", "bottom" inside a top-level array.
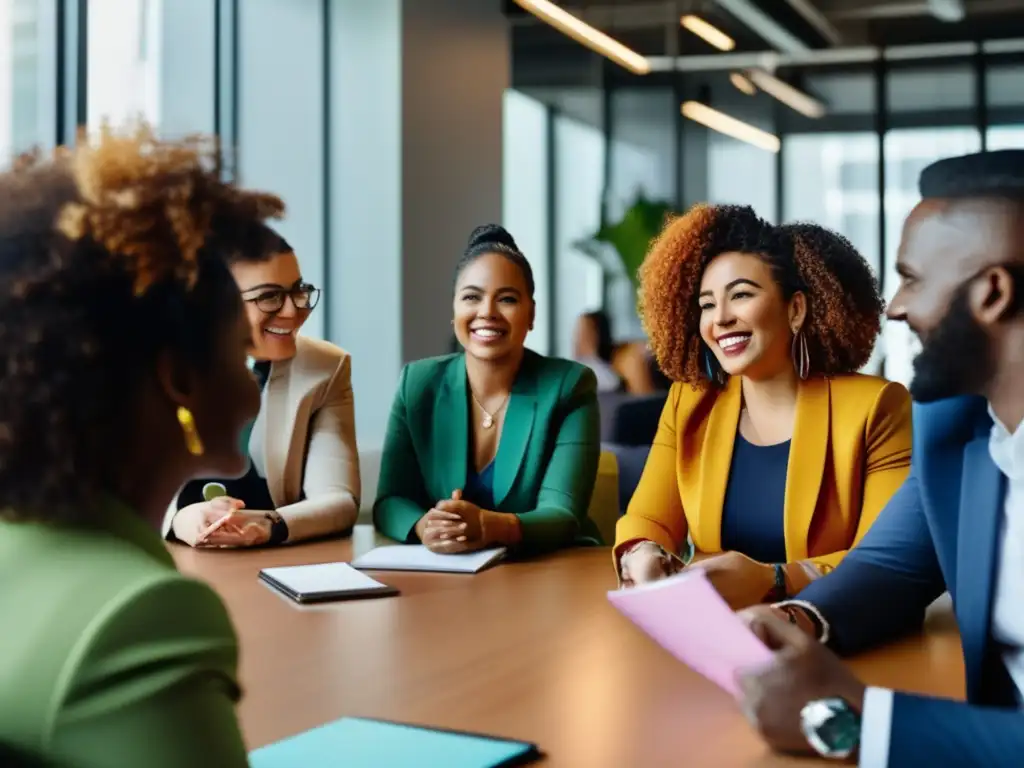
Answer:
[
  {"left": 464, "top": 460, "right": 496, "bottom": 511},
  {"left": 176, "top": 361, "right": 276, "bottom": 511},
  {"left": 719, "top": 432, "right": 790, "bottom": 564}
]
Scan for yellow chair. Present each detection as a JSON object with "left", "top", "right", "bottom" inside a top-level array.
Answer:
[{"left": 587, "top": 450, "right": 620, "bottom": 546}]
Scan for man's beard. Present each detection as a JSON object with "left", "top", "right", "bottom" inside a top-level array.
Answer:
[{"left": 909, "top": 286, "right": 994, "bottom": 403}]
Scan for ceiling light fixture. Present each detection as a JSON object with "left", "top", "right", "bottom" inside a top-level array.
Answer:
[
  {"left": 513, "top": 0, "right": 651, "bottom": 75},
  {"left": 681, "top": 14, "right": 735, "bottom": 52},
  {"left": 730, "top": 72, "right": 757, "bottom": 95},
  {"left": 927, "top": 0, "right": 966, "bottom": 23},
  {"left": 745, "top": 69, "right": 825, "bottom": 118},
  {"left": 681, "top": 101, "right": 780, "bottom": 152}
]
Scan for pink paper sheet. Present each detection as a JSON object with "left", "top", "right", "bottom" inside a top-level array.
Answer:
[{"left": 607, "top": 569, "right": 773, "bottom": 696}]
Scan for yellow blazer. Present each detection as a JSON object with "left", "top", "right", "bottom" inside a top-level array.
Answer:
[{"left": 615, "top": 374, "right": 912, "bottom": 572}]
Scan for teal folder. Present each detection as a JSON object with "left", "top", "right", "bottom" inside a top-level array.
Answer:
[{"left": 249, "top": 717, "right": 541, "bottom": 768}]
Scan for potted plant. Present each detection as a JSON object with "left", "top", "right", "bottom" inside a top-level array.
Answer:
[{"left": 574, "top": 193, "right": 678, "bottom": 331}]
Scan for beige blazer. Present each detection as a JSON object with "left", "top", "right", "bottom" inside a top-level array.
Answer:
[{"left": 163, "top": 335, "right": 361, "bottom": 543}]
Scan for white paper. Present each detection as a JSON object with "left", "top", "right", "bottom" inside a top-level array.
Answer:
[
  {"left": 351, "top": 545, "right": 507, "bottom": 574},
  {"left": 260, "top": 562, "right": 390, "bottom": 595}
]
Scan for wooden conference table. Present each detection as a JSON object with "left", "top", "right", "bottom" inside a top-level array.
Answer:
[{"left": 172, "top": 527, "right": 965, "bottom": 767}]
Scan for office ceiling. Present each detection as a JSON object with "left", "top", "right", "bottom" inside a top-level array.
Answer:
[{"left": 507, "top": 0, "right": 1024, "bottom": 58}]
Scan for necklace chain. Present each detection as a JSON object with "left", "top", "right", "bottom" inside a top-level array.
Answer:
[{"left": 471, "top": 390, "right": 509, "bottom": 429}]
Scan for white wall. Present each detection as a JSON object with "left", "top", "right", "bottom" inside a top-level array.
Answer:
[
  {"left": 86, "top": 0, "right": 160, "bottom": 130},
  {"left": 330, "top": 0, "right": 508, "bottom": 447},
  {"left": 329, "top": 0, "right": 403, "bottom": 450},
  {"left": 503, "top": 89, "right": 551, "bottom": 354},
  {"left": 553, "top": 115, "right": 605, "bottom": 357},
  {"left": 0, "top": 0, "right": 12, "bottom": 160},
  {"left": 237, "top": 0, "right": 326, "bottom": 340}
]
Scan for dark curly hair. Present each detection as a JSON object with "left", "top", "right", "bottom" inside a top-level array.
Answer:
[
  {"left": 0, "top": 125, "right": 284, "bottom": 524},
  {"left": 638, "top": 203, "right": 884, "bottom": 385},
  {"left": 454, "top": 223, "right": 535, "bottom": 299}
]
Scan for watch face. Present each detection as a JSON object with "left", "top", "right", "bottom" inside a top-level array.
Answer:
[{"left": 801, "top": 698, "right": 860, "bottom": 759}]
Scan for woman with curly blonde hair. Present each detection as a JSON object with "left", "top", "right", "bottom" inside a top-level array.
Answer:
[
  {"left": 615, "top": 204, "right": 912, "bottom": 611},
  {"left": 0, "top": 128, "right": 282, "bottom": 767}
]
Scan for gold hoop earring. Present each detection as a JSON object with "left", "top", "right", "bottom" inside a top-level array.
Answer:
[{"left": 176, "top": 406, "right": 205, "bottom": 456}]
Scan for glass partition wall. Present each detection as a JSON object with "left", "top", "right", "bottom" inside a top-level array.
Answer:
[{"left": 570, "top": 50, "right": 1024, "bottom": 385}]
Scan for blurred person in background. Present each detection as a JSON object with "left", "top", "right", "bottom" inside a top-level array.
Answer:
[{"left": 572, "top": 309, "right": 624, "bottom": 393}]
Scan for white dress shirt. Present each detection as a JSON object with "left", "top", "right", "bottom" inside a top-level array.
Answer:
[{"left": 855, "top": 405, "right": 1024, "bottom": 766}]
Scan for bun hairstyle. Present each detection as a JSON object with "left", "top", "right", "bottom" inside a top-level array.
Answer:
[
  {"left": 454, "top": 223, "right": 535, "bottom": 299},
  {"left": 0, "top": 124, "right": 284, "bottom": 524},
  {"left": 467, "top": 223, "right": 518, "bottom": 251}
]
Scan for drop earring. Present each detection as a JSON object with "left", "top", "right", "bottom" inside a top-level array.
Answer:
[
  {"left": 791, "top": 329, "right": 810, "bottom": 380},
  {"left": 176, "top": 406, "right": 205, "bottom": 456}
]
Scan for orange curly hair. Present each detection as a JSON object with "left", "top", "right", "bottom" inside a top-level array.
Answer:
[{"left": 638, "top": 203, "right": 884, "bottom": 386}]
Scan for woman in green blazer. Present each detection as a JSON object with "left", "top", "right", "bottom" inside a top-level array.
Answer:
[
  {"left": 374, "top": 224, "right": 602, "bottom": 554},
  {"left": 0, "top": 129, "right": 279, "bottom": 767}
]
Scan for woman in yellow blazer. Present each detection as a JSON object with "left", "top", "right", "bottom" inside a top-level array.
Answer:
[
  {"left": 162, "top": 229, "right": 360, "bottom": 548},
  {"left": 0, "top": 129, "right": 269, "bottom": 766},
  {"left": 615, "top": 206, "right": 912, "bottom": 610}
]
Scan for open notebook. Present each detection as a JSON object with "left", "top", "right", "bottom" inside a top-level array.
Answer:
[
  {"left": 351, "top": 545, "right": 507, "bottom": 574},
  {"left": 607, "top": 568, "right": 772, "bottom": 696},
  {"left": 249, "top": 717, "right": 540, "bottom": 768},
  {"left": 259, "top": 562, "right": 399, "bottom": 604}
]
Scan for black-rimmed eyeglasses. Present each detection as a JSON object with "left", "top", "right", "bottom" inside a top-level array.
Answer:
[{"left": 243, "top": 283, "right": 321, "bottom": 314}]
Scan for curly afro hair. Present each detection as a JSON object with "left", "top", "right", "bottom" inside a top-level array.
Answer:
[
  {"left": 638, "top": 203, "right": 884, "bottom": 386},
  {"left": 0, "top": 124, "right": 284, "bottom": 524}
]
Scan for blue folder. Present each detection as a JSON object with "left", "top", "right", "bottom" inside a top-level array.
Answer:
[{"left": 249, "top": 717, "right": 541, "bottom": 768}]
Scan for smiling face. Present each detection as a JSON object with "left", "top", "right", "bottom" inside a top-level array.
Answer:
[
  {"left": 452, "top": 252, "right": 534, "bottom": 363},
  {"left": 230, "top": 251, "right": 311, "bottom": 361},
  {"left": 887, "top": 199, "right": 1021, "bottom": 402},
  {"left": 698, "top": 251, "right": 806, "bottom": 381}
]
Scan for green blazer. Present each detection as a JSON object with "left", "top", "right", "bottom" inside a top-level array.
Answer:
[
  {"left": 0, "top": 501, "right": 248, "bottom": 768},
  {"left": 373, "top": 350, "right": 602, "bottom": 552}
]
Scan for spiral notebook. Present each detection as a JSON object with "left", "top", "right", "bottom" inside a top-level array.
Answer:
[{"left": 249, "top": 717, "right": 541, "bottom": 768}]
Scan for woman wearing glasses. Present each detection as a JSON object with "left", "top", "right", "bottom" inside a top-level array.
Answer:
[{"left": 164, "top": 228, "right": 361, "bottom": 548}]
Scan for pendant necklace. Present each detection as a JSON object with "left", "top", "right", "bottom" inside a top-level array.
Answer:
[{"left": 471, "top": 391, "right": 509, "bottom": 429}]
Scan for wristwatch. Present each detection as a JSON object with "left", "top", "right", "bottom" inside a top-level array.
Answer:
[
  {"left": 800, "top": 698, "right": 861, "bottom": 760},
  {"left": 265, "top": 511, "right": 289, "bottom": 545},
  {"left": 765, "top": 564, "right": 788, "bottom": 602}
]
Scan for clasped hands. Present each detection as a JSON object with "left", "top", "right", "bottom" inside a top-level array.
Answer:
[
  {"left": 415, "top": 491, "right": 495, "bottom": 554},
  {"left": 172, "top": 498, "right": 272, "bottom": 548}
]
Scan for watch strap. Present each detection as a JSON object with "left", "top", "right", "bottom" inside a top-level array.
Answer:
[
  {"left": 266, "top": 512, "right": 289, "bottom": 545},
  {"left": 764, "top": 564, "right": 788, "bottom": 602}
]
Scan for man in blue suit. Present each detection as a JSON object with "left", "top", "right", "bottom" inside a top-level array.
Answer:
[{"left": 734, "top": 150, "right": 1024, "bottom": 767}]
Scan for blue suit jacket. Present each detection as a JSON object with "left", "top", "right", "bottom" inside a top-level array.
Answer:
[{"left": 797, "top": 395, "right": 1024, "bottom": 766}]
